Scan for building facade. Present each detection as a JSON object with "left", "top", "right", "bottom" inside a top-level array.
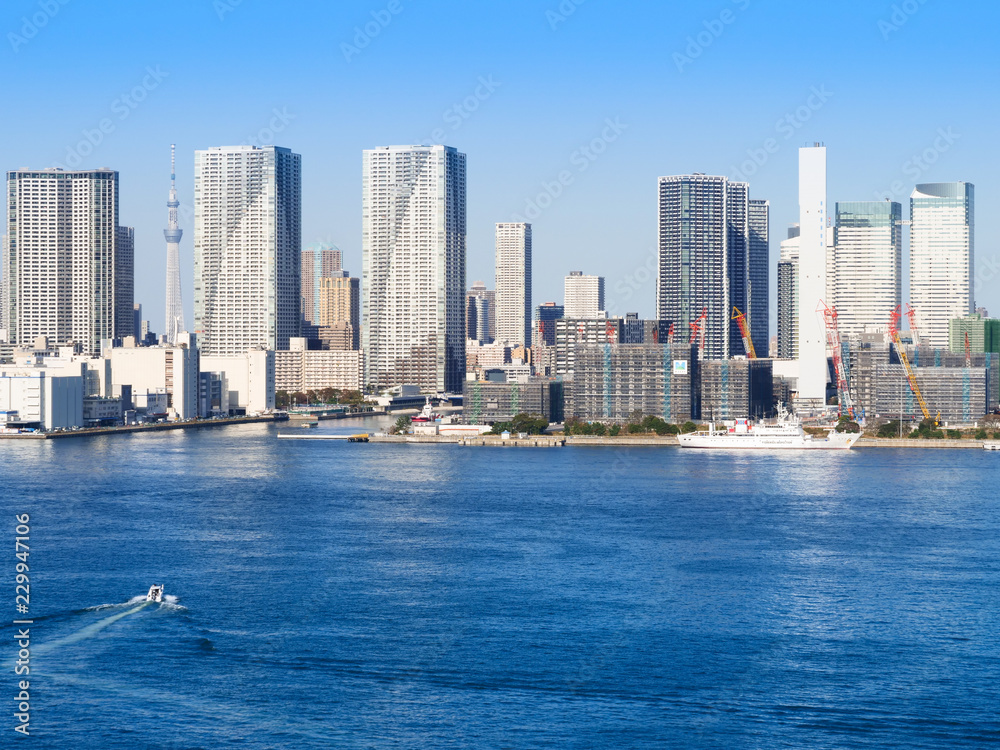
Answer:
[
  {"left": 797, "top": 146, "right": 829, "bottom": 405},
  {"left": 274, "top": 338, "right": 364, "bottom": 394},
  {"left": 748, "top": 199, "right": 770, "bottom": 355},
  {"left": 193, "top": 145, "right": 302, "bottom": 356},
  {"left": 301, "top": 243, "right": 342, "bottom": 326},
  {"left": 362, "top": 145, "right": 467, "bottom": 393},
  {"left": 568, "top": 343, "right": 698, "bottom": 423},
  {"left": 564, "top": 272, "right": 605, "bottom": 319},
  {"left": 115, "top": 226, "right": 135, "bottom": 340},
  {"left": 910, "top": 182, "right": 975, "bottom": 348},
  {"left": 463, "top": 378, "right": 563, "bottom": 424},
  {"left": 535, "top": 302, "right": 564, "bottom": 347},
  {"left": 318, "top": 275, "right": 360, "bottom": 349},
  {"left": 776, "top": 225, "right": 799, "bottom": 359},
  {"left": 656, "top": 174, "right": 753, "bottom": 360},
  {"left": 5, "top": 168, "right": 130, "bottom": 355},
  {"left": 466, "top": 281, "right": 495, "bottom": 343},
  {"left": 495, "top": 222, "right": 532, "bottom": 347},
  {"left": 832, "top": 201, "right": 902, "bottom": 339}
]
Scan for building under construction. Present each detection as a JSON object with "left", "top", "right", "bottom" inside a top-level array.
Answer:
[
  {"left": 700, "top": 359, "right": 774, "bottom": 421},
  {"left": 848, "top": 336, "right": 999, "bottom": 423},
  {"left": 463, "top": 377, "right": 563, "bottom": 424},
  {"left": 566, "top": 343, "right": 698, "bottom": 423}
]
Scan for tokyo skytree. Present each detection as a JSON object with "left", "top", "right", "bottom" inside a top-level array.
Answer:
[{"left": 164, "top": 144, "right": 184, "bottom": 344}]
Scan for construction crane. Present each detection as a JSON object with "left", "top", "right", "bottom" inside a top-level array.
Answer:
[
  {"left": 965, "top": 331, "right": 972, "bottom": 368},
  {"left": 889, "top": 305, "right": 936, "bottom": 425},
  {"left": 666, "top": 322, "right": 675, "bottom": 345},
  {"left": 688, "top": 308, "right": 708, "bottom": 351},
  {"left": 817, "top": 300, "right": 854, "bottom": 419},
  {"left": 731, "top": 307, "right": 757, "bottom": 359}
]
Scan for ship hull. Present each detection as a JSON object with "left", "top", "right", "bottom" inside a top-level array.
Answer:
[{"left": 678, "top": 434, "right": 859, "bottom": 450}]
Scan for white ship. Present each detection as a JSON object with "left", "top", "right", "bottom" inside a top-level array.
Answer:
[
  {"left": 146, "top": 584, "right": 164, "bottom": 602},
  {"left": 678, "top": 407, "right": 860, "bottom": 450}
]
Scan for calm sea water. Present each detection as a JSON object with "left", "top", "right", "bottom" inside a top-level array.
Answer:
[{"left": 2, "top": 420, "right": 999, "bottom": 748}]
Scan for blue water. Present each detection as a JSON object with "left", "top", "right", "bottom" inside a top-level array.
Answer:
[{"left": 2, "top": 421, "right": 999, "bottom": 748}]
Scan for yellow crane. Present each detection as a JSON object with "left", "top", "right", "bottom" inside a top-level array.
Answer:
[
  {"left": 731, "top": 307, "right": 756, "bottom": 359},
  {"left": 890, "top": 305, "right": 938, "bottom": 426}
]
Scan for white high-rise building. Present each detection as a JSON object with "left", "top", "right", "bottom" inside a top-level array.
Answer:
[
  {"left": 362, "top": 145, "right": 467, "bottom": 393},
  {"left": 797, "top": 145, "right": 828, "bottom": 406},
  {"left": 495, "top": 223, "right": 532, "bottom": 347},
  {"left": 832, "top": 201, "right": 902, "bottom": 339},
  {"left": 193, "top": 146, "right": 302, "bottom": 356},
  {"left": 564, "top": 272, "right": 605, "bottom": 319},
  {"left": 910, "top": 182, "right": 974, "bottom": 348},
  {"left": 4, "top": 168, "right": 130, "bottom": 355}
]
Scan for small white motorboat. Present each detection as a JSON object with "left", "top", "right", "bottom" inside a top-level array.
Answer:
[{"left": 146, "top": 584, "right": 164, "bottom": 602}]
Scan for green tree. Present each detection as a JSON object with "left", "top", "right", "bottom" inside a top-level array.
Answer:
[
  {"left": 975, "top": 429, "right": 987, "bottom": 440},
  {"left": 877, "top": 420, "right": 903, "bottom": 439},
  {"left": 275, "top": 390, "right": 291, "bottom": 409},
  {"left": 609, "top": 424, "right": 621, "bottom": 437},
  {"left": 680, "top": 421, "right": 698, "bottom": 434},
  {"left": 390, "top": 416, "right": 412, "bottom": 435},
  {"left": 836, "top": 418, "right": 861, "bottom": 434}
]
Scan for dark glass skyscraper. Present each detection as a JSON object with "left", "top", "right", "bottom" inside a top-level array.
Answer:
[
  {"left": 748, "top": 199, "right": 769, "bottom": 355},
  {"left": 657, "top": 175, "right": 764, "bottom": 359}
]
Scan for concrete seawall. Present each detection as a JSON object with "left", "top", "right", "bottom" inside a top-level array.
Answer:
[{"left": 0, "top": 415, "right": 277, "bottom": 440}]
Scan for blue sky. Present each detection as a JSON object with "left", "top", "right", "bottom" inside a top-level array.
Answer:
[{"left": 3, "top": 0, "right": 998, "bottom": 336}]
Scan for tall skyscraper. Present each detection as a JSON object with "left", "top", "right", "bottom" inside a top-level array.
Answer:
[
  {"left": 910, "top": 182, "right": 975, "bottom": 348},
  {"left": 564, "top": 272, "right": 605, "bottom": 319},
  {"left": 748, "top": 199, "right": 769, "bottom": 355},
  {"left": 832, "top": 201, "right": 902, "bottom": 339},
  {"left": 194, "top": 145, "right": 302, "bottom": 356},
  {"left": 164, "top": 144, "right": 184, "bottom": 345},
  {"left": 115, "top": 226, "right": 135, "bottom": 339},
  {"left": 4, "top": 168, "right": 129, "bottom": 355},
  {"left": 797, "top": 145, "right": 828, "bottom": 405},
  {"left": 495, "top": 222, "right": 532, "bottom": 347},
  {"left": 466, "top": 281, "right": 495, "bottom": 343},
  {"left": 319, "top": 274, "right": 360, "bottom": 350},
  {"left": 657, "top": 174, "right": 754, "bottom": 359},
  {"left": 301, "top": 242, "right": 343, "bottom": 326},
  {"left": 362, "top": 145, "right": 467, "bottom": 393},
  {"left": 777, "top": 225, "right": 800, "bottom": 359}
]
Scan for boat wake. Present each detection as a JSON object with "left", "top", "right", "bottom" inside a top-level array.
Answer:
[{"left": 34, "top": 602, "right": 151, "bottom": 655}]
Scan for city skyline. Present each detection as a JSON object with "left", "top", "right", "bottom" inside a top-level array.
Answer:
[{"left": 2, "top": 1, "right": 997, "bottom": 335}]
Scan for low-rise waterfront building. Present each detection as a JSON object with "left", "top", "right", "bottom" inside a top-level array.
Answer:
[
  {"left": 567, "top": 343, "right": 697, "bottom": 423},
  {"left": 200, "top": 350, "right": 275, "bottom": 415},
  {"left": 463, "top": 377, "right": 563, "bottom": 425},
  {"left": 275, "top": 338, "right": 364, "bottom": 394}
]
